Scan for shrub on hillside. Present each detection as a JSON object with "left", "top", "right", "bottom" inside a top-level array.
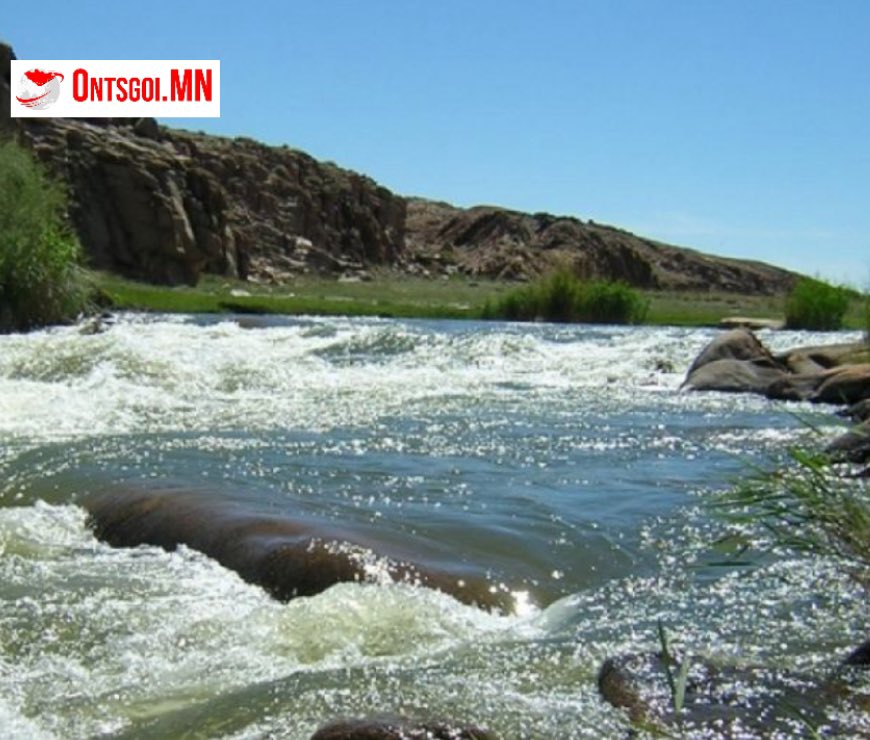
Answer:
[
  {"left": 0, "top": 139, "right": 87, "bottom": 332},
  {"left": 482, "top": 269, "right": 648, "bottom": 325},
  {"left": 784, "top": 277, "right": 851, "bottom": 331}
]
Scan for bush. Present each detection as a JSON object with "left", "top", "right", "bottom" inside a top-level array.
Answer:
[
  {"left": 482, "top": 268, "right": 648, "bottom": 325},
  {"left": 784, "top": 277, "right": 851, "bottom": 331},
  {"left": 863, "top": 290, "right": 870, "bottom": 344},
  {"left": 0, "top": 138, "right": 88, "bottom": 332}
]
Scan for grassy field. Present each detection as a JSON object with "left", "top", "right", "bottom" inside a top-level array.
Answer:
[{"left": 92, "top": 271, "right": 868, "bottom": 330}]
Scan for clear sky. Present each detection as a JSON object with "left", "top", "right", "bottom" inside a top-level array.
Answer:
[{"left": 6, "top": 1, "right": 869, "bottom": 285}]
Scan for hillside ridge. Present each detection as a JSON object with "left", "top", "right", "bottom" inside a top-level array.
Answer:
[{"left": 1, "top": 42, "right": 797, "bottom": 293}]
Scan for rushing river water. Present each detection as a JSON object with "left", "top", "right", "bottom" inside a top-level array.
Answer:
[{"left": 0, "top": 314, "right": 867, "bottom": 738}]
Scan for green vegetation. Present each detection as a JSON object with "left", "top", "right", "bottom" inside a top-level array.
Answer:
[
  {"left": 481, "top": 269, "right": 648, "bottom": 324},
  {"left": 656, "top": 620, "right": 691, "bottom": 715},
  {"left": 784, "top": 277, "right": 852, "bottom": 331},
  {"left": 863, "top": 290, "right": 870, "bottom": 342},
  {"left": 94, "top": 272, "right": 483, "bottom": 320},
  {"left": 713, "top": 447, "right": 870, "bottom": 577},
  {"left": 91, "top": 271, "right": 869, "bottom": 329},
  {"left": 0, "top": 139, "right": 88, "bottom": 332}
]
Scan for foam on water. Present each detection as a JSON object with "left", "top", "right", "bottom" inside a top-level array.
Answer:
[
  {"left": 0, "top": 502, "right": 533, "bottom": 738},
  {"left": 0, "top": 315, "right": 866, "bottom": 738},
  {"left": 1, "top": 315, "right": 819, "bottom": 445}
]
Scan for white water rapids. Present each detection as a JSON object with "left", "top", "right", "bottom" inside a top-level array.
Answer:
[{"left": 0, "top": 314, "right": 866, "bottom": 738}]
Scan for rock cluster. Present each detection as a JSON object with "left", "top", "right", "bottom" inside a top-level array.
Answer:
[
  {"left": 681, "top": 329, "right": 870, "bottom": 465},
  {"left": 683, "top": 329, "right": 870, "bottom": 411},
  {"left": 599, "top": 332, "right": 870, "bottom": 733},
  {"left": 2, "top": 42, "right": 799, "bottom": 292}
]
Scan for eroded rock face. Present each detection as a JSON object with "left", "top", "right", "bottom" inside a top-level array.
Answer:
[
  {"left": 2, "top": 43, "right": 406, "bottom": 286},
  {"left": 18, "top": 119, "right": 230, "bottom": 285},
  {"left": 7, "top": 117, "right": 407, "bottom": 286},
  {"left": 405, "top": 200, "right": 799, "bottom": 291},
  {"left": 309, "top": 716, "right": 499, "bottom": 740},
  {"left": 1, "top": 41, "right": 801, "bottom": 291}
]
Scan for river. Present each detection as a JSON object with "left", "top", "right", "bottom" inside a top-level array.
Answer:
[{"left": 0, "top": 314, "right": 866, "bottom": 738}]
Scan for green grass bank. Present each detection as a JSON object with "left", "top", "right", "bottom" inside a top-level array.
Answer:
[{"left": 91, "top": 270, "right": 868, "bottom": 330}]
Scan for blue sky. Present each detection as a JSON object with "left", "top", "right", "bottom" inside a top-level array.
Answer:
[{"left": 7, "top": 1, "right": 869, "bottom": 284}]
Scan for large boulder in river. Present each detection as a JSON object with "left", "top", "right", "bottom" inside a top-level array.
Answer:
[
  {"left": 776, "top": 342, "right": 870, "bottom": 373},
  {"left": 84, "top": 488, "right": 514, "bottom": 612},
  {"left": 683, "top": 358, "right": 788, "bottom": 395},
  {"left": 685, "top": 329, "right": 780, "bottom": 376},
  {"left": 310, "top": 716, "right": 499, "bottom": 739},
  {"left": 684, "top": 332, "right": 870, "bottom": 404},
  {"left": 764, "top": 371, "right": 828, "bottom": 402},
  {"left": 811, "top": 364, "right": 870, "bottom": 405},
  {"left": 682, "top": 329, "right": 788, "bottom": 394}
]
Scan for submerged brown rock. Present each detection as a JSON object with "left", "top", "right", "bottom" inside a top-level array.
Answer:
[
  {"left": 2, "top": 41, "right": 799, "bottom": 292},
  {"left": 598, "top": 651, "right": 867, "bottom": 735},
  {"left": 84, "top": 488, "right": 514, "bottom": 612},
  {"left": 309, "top": 716, "right": 499, "bottom": 740}
]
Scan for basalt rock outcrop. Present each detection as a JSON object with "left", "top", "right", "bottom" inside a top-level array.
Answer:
[{"left": 2, "top": 41, "right": 800, "bottom": 291}]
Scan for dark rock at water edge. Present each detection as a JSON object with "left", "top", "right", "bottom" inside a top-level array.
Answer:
[
  {"left": 683, "top": 329, "right": 870, "bottom": 407},
  {"left": 826, "top": 419, "right": 870, "bottom": 464},
  {"left": 310, "top": 716, "right": 499, "bottom": 739},
  {"left": 844, "top": 638, "right": 870, "bottom": 668},
  {"left": 2, "top": 41, "right": 799, "bottom": 292},
  {"left": 598, "top": 651, "right": 868, "bottom": 736},
  {"left": 681, "top": 329, "right": 790, "bottom": 396},
  {"left": 840, "top": 398, "right": 870, "bottom": 423}
]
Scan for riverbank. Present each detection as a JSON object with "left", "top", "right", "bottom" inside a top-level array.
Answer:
[{"left": 93, "top": 271, "right": 869, "bottom": 329}]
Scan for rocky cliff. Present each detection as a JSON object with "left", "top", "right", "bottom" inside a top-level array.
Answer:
[
  {"left": 2, "top": 42, "right": 798, "bottom": 292},
  {"left": 404, "top": 199, "right": 796, "bottom": 292}
]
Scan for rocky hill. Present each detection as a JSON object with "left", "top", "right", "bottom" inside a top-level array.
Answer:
[{"left": 2, "top": 43, "right": 798, "bottom": 292}]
